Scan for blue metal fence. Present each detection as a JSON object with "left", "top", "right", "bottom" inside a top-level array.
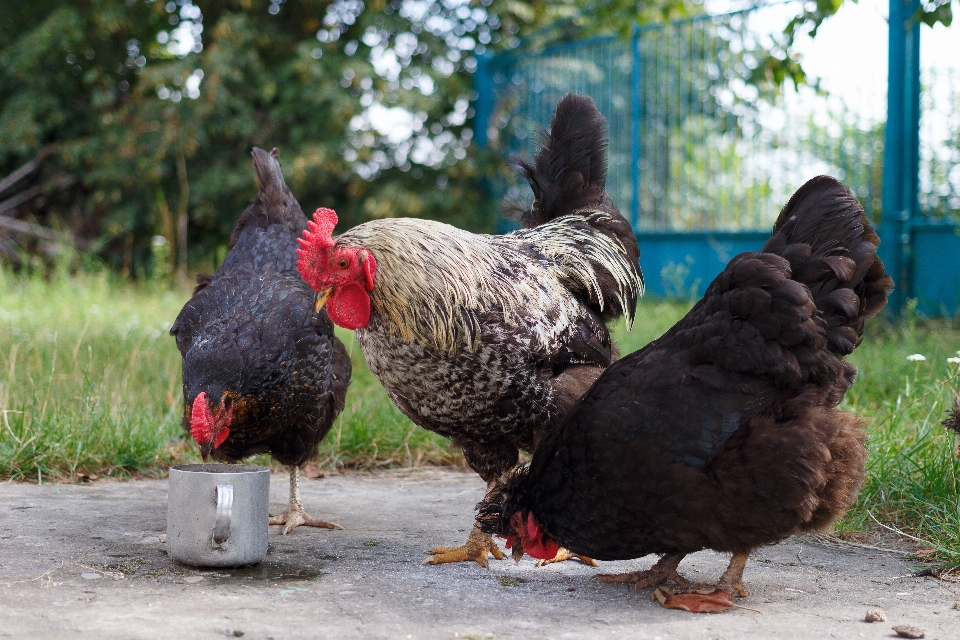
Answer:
[{"left": 474, "top": 2, "right": 960, "bottom": 315}]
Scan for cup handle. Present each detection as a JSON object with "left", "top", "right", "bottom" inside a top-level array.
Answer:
[{"left": 213, "top": 484, "right": 233, "bottom": 545}]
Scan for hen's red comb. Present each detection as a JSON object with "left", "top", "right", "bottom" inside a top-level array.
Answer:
[
  {"left": 297, "top": 207, "right": 339, "bottom": 288},
  {"left": 189, "top": 391, "right": 214, "bottom": 444}
]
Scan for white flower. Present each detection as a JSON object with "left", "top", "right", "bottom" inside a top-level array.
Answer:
[
  {"left": 948, "top": 357, "right": 960, "bottom": 365},
  {"left": 906, "top": 354, "right": 927, "bottom": 361}
]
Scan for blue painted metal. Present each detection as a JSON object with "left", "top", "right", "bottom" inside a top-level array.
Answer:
[
  {"left": 882, "top": 0, "right": 923, "bottom": 313},
  {"left": 909, "top": 222, "right": 960, "bottom": 315},
  {"left": 636, "top": 230, "right": 770, "bottom": 298},
  {"left": 479, "top": 3, "right": 960, "bottom": 315},
  {"left": 630, "top": 26, "right": 642, "bottom": 230},
  {"left": 472, "top": 53, "right": 494, "bottom": 148}
]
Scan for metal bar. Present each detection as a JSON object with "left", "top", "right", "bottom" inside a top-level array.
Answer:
[
  {"left": 882, "top": 0, "right": 922, "bottom": 312},
  {"left": 472, "top": 53, "right": 494, "bottom": 148},
  {"left": 630, "top": 26, "right": 642, "bottom": 229}
]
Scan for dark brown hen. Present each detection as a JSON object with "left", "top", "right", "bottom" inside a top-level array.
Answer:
[
  {"left": 170, "top": 148, "right": 351, "bottom": 534},
  {"left": 478, "top": 176, "right": 893, "bottom": 602},
  {"left": 296, "top": 93, "right": 644, "bottom": 566}
]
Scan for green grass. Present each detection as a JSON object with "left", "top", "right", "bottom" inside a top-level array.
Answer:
[
  {"left": 1, "top": 269, "right": 959, "bottom": 565},
  {"left": 0, "top": 266, "right": 457, "bottom": 480}
]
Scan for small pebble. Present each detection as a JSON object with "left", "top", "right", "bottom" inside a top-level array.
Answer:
[
  {"left": 183, "top": 576, "right": 204, "bottom": 584},
  {"left": 892, "top": 625, "right": 925, "bottom": 639},
  {"left": 81, "top": 572, "right": 102, "bottom": 580},
  {"left": 864, "top": 608, "right": 886, "bottom": 622},
  {"left": 232, "top": 631, "right": 244, "bottom": 637}
]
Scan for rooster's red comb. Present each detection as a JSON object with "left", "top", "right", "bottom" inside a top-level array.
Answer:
[{"left": 297, "top": 207, "right": 339, "bottom": 289}]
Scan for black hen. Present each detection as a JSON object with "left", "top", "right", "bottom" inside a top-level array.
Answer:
[
  {"left": 171, "top": 147, "right": 351, "bottom": 534},
  {"left": 479, "top": 176, "right": 893, "bottom": 602}
]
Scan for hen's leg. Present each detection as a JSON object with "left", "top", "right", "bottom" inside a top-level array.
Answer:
[
  {"left": 269, "top": 466, "right": 343, "bottom": 535},
  {"left": 717, "top": 550, "right": 750, "bottom": 597},
  {"left": 647, "top": 551, "right": 751, "bottom": 613},
  {"left": 593, "top": 552, "right": 690, "bottom": 590},
  {"left": 422, "top": 479, "right": 505, "bottom": 568},
  {"left": 536, "top": 547, "right": 599, "bottom": 567}
]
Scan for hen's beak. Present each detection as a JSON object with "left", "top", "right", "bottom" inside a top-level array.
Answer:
[
  {"left": 314, "top": 288, "right": 332, "bottom": 313},
  {"left": 512, "top": 542, "right": 525, "bottom": 563},
  {"left": 200, "top": 443, "right": 212, "bottom": 461}
]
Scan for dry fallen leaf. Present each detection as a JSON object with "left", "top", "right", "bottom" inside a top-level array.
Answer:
[
  {"left": 892, "top": 624, "right": 925, "bottom": 639},
  {"left": 653, "top": 587, "right": 734, "bottom": 613}
]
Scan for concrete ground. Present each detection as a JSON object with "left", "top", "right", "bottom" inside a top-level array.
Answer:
[{"left": 2, "top": 468, "right": 959, "bottom": 639}]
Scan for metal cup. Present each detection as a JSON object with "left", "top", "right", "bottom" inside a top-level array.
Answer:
[{"left": 166, "top": 463, "right": 270, "bottom": 567}]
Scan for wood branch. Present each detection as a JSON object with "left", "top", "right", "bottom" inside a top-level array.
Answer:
[
  {"left": 0, "top": 146, "right": 53, "bottom": 198},
  {"left": 0, "top": 174, "right": 77, "bottom": 216},
  {"left": 0, "top": 185, "right": 43, "bottom": 215},
  {"left": 0, "top": 215, "right": 88, "bottom": 249},
  {"left": 0, "top": 215, "right": 58, "bottom": 240},
  {"left": 175, "top": 149, "right": 190, "bottom": 276}
]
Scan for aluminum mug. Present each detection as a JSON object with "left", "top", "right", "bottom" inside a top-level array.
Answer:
[{"left": 167, "top": 463, "right": 270, "bottom": 567}]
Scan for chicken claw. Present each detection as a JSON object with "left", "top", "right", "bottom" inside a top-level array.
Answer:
[
  {"left": 536, "top": 547, "right": 599, "bottom": 567},
  {"left": 269, "top": 465, "right": 342, "bottom": 535},
  {"left": 592, "top": 552, "right": 690, "bottom": 590},
  {"left": 269, "top": 508, "right": 343, "bottom": 535},
  {"left": 422, "top": 525, "right": 504, "bottom": 568}
]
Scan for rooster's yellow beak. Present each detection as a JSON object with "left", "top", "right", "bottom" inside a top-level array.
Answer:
[{"left": 314, "top": 289, "right": 332, "bottom": 313}]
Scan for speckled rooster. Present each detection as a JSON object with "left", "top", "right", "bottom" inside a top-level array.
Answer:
[
  {"left": 297, "top": 94, "right": 644, "bottom": 566},
  {"left": 171, "top": 148, "right": 351, "bottom": 534}
]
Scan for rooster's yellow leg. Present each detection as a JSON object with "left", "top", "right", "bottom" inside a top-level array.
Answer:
[
  {"left": 421, "top": 523, "right": 505, "bottom": 568},
  {"left": 536, "top": 547, "right": 599, "bottom": 567},
  {"left": 269, "top": 466, "right": 343, "bottom": 535},
  {"left": 422, "top": 479, "right": 505, "bottom": 568},
  {"left": 593, "top": 552, "right": 690, "bottom": 590},
  {"left": 717, "top": 550, "right": 751, "bottom": 597}
]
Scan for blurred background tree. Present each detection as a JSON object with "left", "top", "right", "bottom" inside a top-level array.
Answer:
[
  {"left": 1, "top": 0, "right": 508, "bottom": 276},
  {"left": 1, "top": 0, "right": 954, "bottom": 276}
]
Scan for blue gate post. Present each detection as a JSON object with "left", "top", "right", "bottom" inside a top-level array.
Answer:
[
  {"left": 881, "top": 0, "right": 922, "bottom": 314},
  {"left": 472, "top": 52, "right": 494, "bottom": 148},
  {"left": 630, "top": 25, "right": 642, "bottom": 230}
]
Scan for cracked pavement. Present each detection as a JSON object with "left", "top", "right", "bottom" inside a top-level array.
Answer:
[{"left": 2, "top": 468, "right": 959, "bottom": 639}]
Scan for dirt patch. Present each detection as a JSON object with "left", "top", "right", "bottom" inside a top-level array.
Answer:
[{"left": 3, "top": 469, "right": 960, "bottom": 639}]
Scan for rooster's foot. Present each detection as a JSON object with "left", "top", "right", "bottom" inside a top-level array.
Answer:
[
  {"left": 269, "top": 508, "right": 343, "bottom": 535},
  {"left": 536, "top": 547, "right": 599, "bottom": 567},
  {"left": 592, "top": 552, "right": 690, "bottom": 590},
  {"left": 422, "top": 526, "right": 504, "bottom": 568}
]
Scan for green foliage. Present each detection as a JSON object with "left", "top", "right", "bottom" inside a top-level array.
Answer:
[
  {"left": 841, "top": 312, "right": 960, "bottom": 566},
  {"left": 0, "top": 265, "right": 458, "bottom": 479},
  {"left": 0, "top": 265, "right": 185, "bottom": 479},
  {"left": 7, "top": 0, "right": 941, "bottom": 275},
  {"left": 1, "top": 0, "right": 504, "bottom": 274}
]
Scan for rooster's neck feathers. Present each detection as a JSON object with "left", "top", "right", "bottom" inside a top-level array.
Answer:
[
  {"left": 338, "top": 218, "right": 530, "bottom": 354},
  {"left": 336, "top": 215, "right": 640, "bottom": 354}
]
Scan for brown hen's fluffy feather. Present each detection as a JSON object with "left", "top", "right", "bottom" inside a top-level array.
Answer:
[{"left": 479, "top": 176, "right": 893, "bottom": 569}]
